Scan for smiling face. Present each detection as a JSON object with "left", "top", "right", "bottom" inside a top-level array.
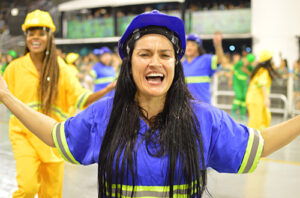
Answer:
[
  {"left": 26, "top": 28, "right": 48, "bottom": 55},
  {"left": 131, "top": 34, "right": 176, "bottom": 100}
]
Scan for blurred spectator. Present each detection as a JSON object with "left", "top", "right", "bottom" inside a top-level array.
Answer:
[
  {"left": 246, "top": 50, "right": 279, "bottom": 130},
  {"left": 231, "top": 53, "right": 255, "bottom": 121},
  {"left": 277, "top": 53, "right": 289, "bottom": 79},
  {"left": 187, "top": 0, "right": 250, "bottom": 11},
  {"left": 223, "top": 53, "right": 234, "bottom": 87},
  {"left": 144, "top": 6, "right": 153, "bottom": 12},
  {"left": 232, "top": 52, "right": 241, "bottom": 65},
  {"left": 78, "top": 55, "right": 94, "bottom": 91},
  {"left": 65, "top": 52, "right": 80, "bottom": 78},
  {"left": 111, "top": 53, "right": 122, "bottom": 73},
  {"left": 56, "top": 48, "right": 66, "bottom": 60},
  {"left": 0, "top": 14, "right": 6, "bottom": 33},
  {"left": 1, "top": 50, "right": 18, "bottom": 74},
  {"left": 0, "top": 53, "right": 7, "bottom": 75},
  {"left": 293, "top": 58, "right": 300, "bottom": 110},
  {"left": 90, "top": 46, "right": 116, "bottom": 97}
]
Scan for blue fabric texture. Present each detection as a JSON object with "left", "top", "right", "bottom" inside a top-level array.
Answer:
[
  {"left": 183, "top": 54, "right": 217, "bottom": 104},
  {"left": 62, "top": 97, "right": 253, "bottom": 185}
]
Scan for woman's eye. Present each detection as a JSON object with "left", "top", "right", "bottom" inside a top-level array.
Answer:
[
  {"left": 27, "top": 33, "right": 34, "bottom": 37},
  {"left": 40, "top": 32, "right": 47, "bottom": 36},
  {"left": 140, "top": 54, "right": 149, "bottom": 57}
]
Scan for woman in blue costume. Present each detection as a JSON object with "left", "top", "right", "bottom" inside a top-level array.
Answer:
[
  {"left": 1, "top": 10, "right": 300, "bottom": 198},
  {"left": 182, "top": 33, "right": 224, "bottom": 104},
  {"left": 91, "top": 46, "right": 117, "bottom": 97}
]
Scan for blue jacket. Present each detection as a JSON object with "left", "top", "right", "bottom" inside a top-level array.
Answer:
[{"left": 52, "top": 96, "right": 263, "bottom": 197}]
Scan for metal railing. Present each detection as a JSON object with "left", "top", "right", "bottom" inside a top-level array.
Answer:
[{"left": 212, "top": 71, "right": 289, "bottom": 119}]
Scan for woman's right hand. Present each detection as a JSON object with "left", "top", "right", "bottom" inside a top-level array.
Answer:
[
  {"left": 106, "top": 81, "right": 117, "bottom": 91},
  {"left": 264, "top": 97, "right": 270, "bottom": 108},
  {"left": 0, "top": 74, "right": 10, "bottom": 102}
]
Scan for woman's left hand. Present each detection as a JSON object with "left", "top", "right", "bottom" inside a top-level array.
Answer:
[{"left": 213, "top": 31, "right": 223, "bottom": 47}]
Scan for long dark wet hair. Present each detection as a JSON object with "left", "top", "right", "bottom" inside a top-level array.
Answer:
[{"left": 98, "top": 27, "right": 207, "bottom": 198}]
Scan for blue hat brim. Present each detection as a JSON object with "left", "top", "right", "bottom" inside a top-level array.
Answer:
[
  {"left": 187, "top": 34, "right": 202, "bottom": 46},
  {"left": 94, "top": 47, "right": 112, "bottom": 56},
  {"left": 118, "top": 11, "right": 186, "bottom": 59}
]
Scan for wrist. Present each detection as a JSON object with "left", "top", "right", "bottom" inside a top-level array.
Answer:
[{"left": 0, "top": 91, "right": 13, "bottom": 105}]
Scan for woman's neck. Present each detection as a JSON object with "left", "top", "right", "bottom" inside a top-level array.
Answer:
[
  {"left": 30, "top": 52, "right": 44, "bottom": 75},
  {"left": 135, "top": 94, "right": 166, "bottom": 122},
  {"left": 186, "top": 54, "right": 198, "bottom": 63}
]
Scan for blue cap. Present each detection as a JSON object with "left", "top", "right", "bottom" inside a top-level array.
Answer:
[
  {"left": 93, "top": 46, "right": 112, "bottom": 56},
  {"left": 118, "top": 10, "right": 186, "bottom": 59},
  {"left": 187, "top": 34, "right": 202, "bottom": 46}
]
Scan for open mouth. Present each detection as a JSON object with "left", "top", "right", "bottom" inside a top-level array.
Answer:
[
  {"left": 31, "top": 41, "right": 41, "bottom": 47},
  {"left": 145, "top": 73, "right": 165, "bottom": 84}
]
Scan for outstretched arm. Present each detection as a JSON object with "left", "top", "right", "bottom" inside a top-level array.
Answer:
[
  {"left": 83, "top": 81, "right": 116, "bottom": 108},
  {"left": 213, "top": 31, "right": 225, "bottom": 66},
  {"left": 261, "top": 115, "right": 300, "bottom": 157},
  {"left": 0, "top": 74, "right": 56, "bottom": 146}
]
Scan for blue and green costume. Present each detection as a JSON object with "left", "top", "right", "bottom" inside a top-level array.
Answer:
[
  {"left": 52, "top": 96, "right": 264, "bottom": 197},
  {"left": 182, "top": 54, "right": 218, "bottom": 104},
  {"left": 232, "top": 54, "right": 255, "bottom": 120}
]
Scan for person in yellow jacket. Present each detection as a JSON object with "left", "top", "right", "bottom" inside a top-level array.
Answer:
[
  {"left": 65, "top": 52, "right": 80, "bottom": 78},
  {"left": 246, "top": 50, "right": 279, "bottom": 130},
  {"left": 3, "top": 10, "right": 115, "bottom": 198},
  {"left": 65, "top": 52, "right": 82, "bottom": 115}
]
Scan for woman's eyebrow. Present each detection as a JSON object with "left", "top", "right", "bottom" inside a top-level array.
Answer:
[{"left": 136, "top": 48, "right": 173, "bottom": 52}]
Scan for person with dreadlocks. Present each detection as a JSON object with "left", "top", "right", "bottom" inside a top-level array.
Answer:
[
  {"left": 182, "top": 33, "right": 224, "bottom": 104},
  {"left": 246, "top": 50, "right": 279, "bottom": 130},
  {"left": 2, "top": 10, "right": 115, "bottom": 198},
  {"left": 1, "top": 10, "right": 300, "bottom": 198}
]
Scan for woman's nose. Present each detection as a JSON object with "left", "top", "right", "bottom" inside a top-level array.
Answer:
[{"left": 149, "top": 54, "right": 162, "bottom": 67}]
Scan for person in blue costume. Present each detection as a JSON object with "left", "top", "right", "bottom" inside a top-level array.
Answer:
[
  {"left": 91, "top": 46, "right": 117, "bottom": 97},
  {"left": 1, "top": 10, "right": 300, "bottom": 198},
  {"left": 182, "top": 33, "right": 224, "bottom": 104}
]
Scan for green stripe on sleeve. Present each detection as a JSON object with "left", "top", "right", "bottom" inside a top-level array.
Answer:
[
  {"left": 52, "top": 122, "right": 71, "bottom": 163},
  {"left": 238, "top": 128, "right": 264, "bottom": 174},
  {"left": 237, "top": 128, "right": 254, "bottom": 174},
  {"left": 90, "top": 70, "right": 97, "bottom": 79},
  {"left": 185, "top": 76, "right": 211, "bottom": 84},
  {"left": 94, "top": 76, "right": 115, "bottom": 84},
  {"left": 52, "top": 121, "right": 80, "bottom": 164},
  {"left": 211, "top": 55, "right": 218, "bottom": 70},
  {"left": 248, "top": 130, "right": 264, "bottom": 173},
  {"left": 76, "top": 91, "right": 93, "bottom": 110},
  {"left": 233, "top": 99, "right": 241, "bottom": 105}
]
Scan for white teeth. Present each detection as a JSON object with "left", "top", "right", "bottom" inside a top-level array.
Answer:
[
  {"left": 32, "top": 41, "right": 41, "bottom": 46},
  {"left": 146, "top": 73, "right": 164, "bottom": 77}
]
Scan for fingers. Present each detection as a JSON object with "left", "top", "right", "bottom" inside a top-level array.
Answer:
[{"left": 213, "top": 31, "right": 223, "bottom": 46}]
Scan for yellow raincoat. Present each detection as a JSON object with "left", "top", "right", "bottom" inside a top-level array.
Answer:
[
  {"left": 3, "top": 53, "right": 92, "bottom": 198},
  {"left": 246, "top": 67, "right": 272, "bottom": 130}
]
